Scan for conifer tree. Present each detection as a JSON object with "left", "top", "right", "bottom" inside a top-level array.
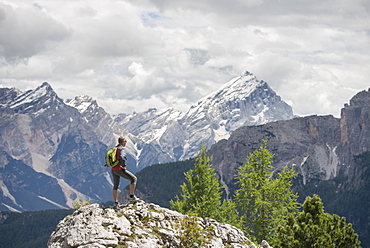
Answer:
[
  {"left": 233, "top": 139, "right": 299, "bottom": 243},
  {"left": 216, "top": 198, "right": 242, "bottom": 229},
  {"left": 275, "top": 194, "right": 361, "bottom": 248},
  {"left": 170, "top": 144, "right": 224, "bottom": 219}
]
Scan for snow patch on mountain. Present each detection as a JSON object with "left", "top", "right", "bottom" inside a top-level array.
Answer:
[
  {"left": 38, "top": 196, "right": 68, "bottom": 209},
  {"left": 0, "top": 180, "right": 19, "bottom": 207},
  {"left": 1, "top": 203, "right": 21, "bottom": 213},
  {"left": 214, "top": 124, "right": 229, "bottom": 142},
  {"left": 196, "top": 71, "right": 259, "bottom": 104},
  {"left": 252, "top": 105, "right": 269, "bottom": 122},
  {"left": 65, "top": 95, "right": 93, "bottom": 113},
  {"left": 9, "top": 82, "right": 53, "bottom": 109}
]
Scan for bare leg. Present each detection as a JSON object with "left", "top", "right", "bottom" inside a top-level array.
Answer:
[
  {"left": 112, "top": 189, "right": 118, "bottom": 203},
  {"left": 129, "top": 184, "right": 136, "bottom": 195}
]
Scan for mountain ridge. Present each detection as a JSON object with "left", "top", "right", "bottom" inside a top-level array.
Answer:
[{"left": 0, "top": 71, "right": 295, "bottom": 211}]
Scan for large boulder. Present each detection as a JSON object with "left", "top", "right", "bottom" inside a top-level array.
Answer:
[{"left": 47, "top": 201, "right": 271, "bottom": 248}]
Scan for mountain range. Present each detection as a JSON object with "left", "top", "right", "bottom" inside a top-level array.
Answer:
[
  {"left": 0, "top": 71, "right": 294, "bottom": 211},
  {"left": 121, "top": 88, "right": 370, "bottom": 205}
]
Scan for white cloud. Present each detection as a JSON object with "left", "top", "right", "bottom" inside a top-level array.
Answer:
[
  {"left": 0, "top": 0, "right": 369, "bottom": 117},
  {"left": 0, "top": 3, "right": 70, "bottom": 62}
]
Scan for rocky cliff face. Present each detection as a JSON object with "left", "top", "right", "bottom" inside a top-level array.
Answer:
[
  {"left": 47, "top": 201, "right": 271, "bottom": 248},
  {"left": 208, "top": 88, "right": 370, "bottom": 197},
  {"left": 339, "top": 88, "right": 370, "bottom": 166},
  {"left": 209, "top": 115, "right": 341, "bottom": 196}
]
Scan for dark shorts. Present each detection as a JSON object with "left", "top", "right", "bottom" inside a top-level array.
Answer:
[{"left": 111, "top": 169, "right": 137, "bottom": 190}]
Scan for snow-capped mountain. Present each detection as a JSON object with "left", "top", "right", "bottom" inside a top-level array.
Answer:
[
  {"left": 116, "top": 71, "right": 294, "bottom": 166},
  {"left": 64, "top": 95, "right": 126, "bottom": 147},
  {"left": 0, "top": 71, "right": 294, "bottom": 211}
]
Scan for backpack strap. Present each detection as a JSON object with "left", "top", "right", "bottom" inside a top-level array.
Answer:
[{"left": 116, "top": 146, "right": 121, "bottom": 162}]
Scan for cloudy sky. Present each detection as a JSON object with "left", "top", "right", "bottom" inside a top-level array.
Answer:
[{"left": 0, "top": 0, "right": 369, "bottom": 117}]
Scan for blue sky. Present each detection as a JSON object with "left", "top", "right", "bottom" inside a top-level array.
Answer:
[{"left": 0, "top": 0, "right": 369, "bottom": 117}]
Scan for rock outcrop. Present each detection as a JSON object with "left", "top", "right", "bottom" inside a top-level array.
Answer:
[
  {"left": 339, "top": 88, "right": 370, "bottom": 165},
  {"left": 47, "top": 201, "right": 271, "bottom": 248},
  {"left": 209, "top": 114, "right": 341, "bottom": 197}
]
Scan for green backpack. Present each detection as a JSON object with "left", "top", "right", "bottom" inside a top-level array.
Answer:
[{"left": 105, "top": 147, "right": 120, "bottom": 167}]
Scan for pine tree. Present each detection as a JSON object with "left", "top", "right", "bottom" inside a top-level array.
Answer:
[
  {"left": 170, "top": 144, "right": 224, "bottom": 219},
  {"left": 233, "top": 139, "right": 299, "bottom": 243},
  {"left": 216, "top": 198, "right": 242, "bottom": 229},
  {"left": 275, "top": 194, "right": 361, "bottom": 248}
]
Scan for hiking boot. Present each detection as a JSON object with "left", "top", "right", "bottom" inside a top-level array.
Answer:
[
  {"left": 128, "top": 195, "right": 140, "bottom": 203},
  {"left": 113, "top": 202, "right": 120, "bottom": 209}
]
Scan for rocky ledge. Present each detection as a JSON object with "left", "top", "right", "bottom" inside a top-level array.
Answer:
[{"left": 47, "top": 200, "right": 271, "bottom": 248}]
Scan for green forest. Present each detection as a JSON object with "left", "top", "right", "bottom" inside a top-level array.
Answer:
[{"left": 0, "top": 209, "right": 73, "bottom": 248}]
